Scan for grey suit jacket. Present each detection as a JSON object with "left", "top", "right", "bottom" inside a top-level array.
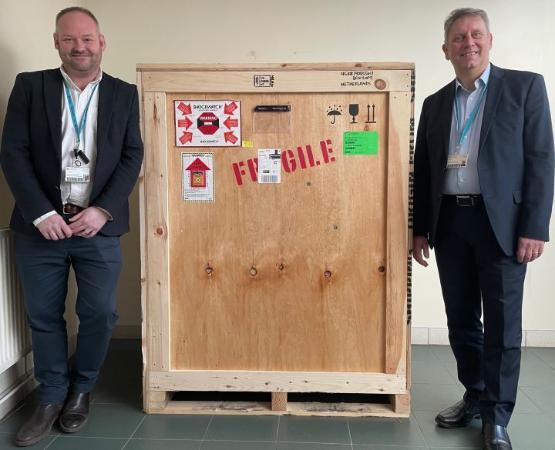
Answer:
[{"left": 413, "top": 64, "right": 554, "bottom": 255}]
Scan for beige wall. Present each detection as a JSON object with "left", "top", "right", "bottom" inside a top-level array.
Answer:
[{"left": 1, "top": 0, "right": 554, "bottom": 336}]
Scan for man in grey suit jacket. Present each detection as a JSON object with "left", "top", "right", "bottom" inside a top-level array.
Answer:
[
  {"left": 413, "top": 8, "right": 554, "bottom": 450},
  {"left": 0, "top": 6, "right": 143, "bottom": 447}
]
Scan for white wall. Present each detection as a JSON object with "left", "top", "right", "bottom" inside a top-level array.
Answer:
[{"left": 1, "top": 0, "right": 554, "bottom": 340}]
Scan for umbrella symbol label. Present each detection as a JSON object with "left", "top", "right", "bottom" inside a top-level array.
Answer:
[{"left": 327, "top": 105, "right": 343, "bottom": 124}]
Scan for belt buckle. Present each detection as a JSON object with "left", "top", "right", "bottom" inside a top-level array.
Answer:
[
  {"left": 455, "top": 195, "right": 474, "bottom": 207},
  {"left": 63, "top": 203, "right": 80, "bottom": 215}
]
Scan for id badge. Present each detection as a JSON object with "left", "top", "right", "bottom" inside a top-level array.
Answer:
[
  {"left": 65, "top": 166, "right": 91, "bottom": 183},
  {"left": 446, "top": 153, "right": 468, "bottom": 169}
]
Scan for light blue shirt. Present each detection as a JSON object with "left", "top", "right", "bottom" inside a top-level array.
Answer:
[{"left": 443, "top": 64, "right": 491, "bottom": 194}]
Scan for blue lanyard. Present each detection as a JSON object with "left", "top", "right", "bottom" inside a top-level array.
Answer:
[
  {"left": 454, "top": 84, "right": 488, "bottom": 146},
  {"left": 63, "top": 80, "right": 98, "bottom": 149}
]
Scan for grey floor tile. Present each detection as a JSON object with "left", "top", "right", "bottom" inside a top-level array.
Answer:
[
  {"left": 520, "top": 348, "right": 549, "bottom": 365},
  {"left": 518, "top": 362, "right": 555, "bottom": 387},
  {"left": 412, "top": 361, "right": 458, "bottom": 385},
  {"left": 204, "top": 416, "right": 279, "bottom": 442},
  {"left": 353, "top": 446, "right": 427, "bottom": 450},
  {"left": 133, "top": 415, "right": 211, "bottom": 440},
  {"left": 413, "top": 410, "right": 481, "bottom": 449},
  {"left": 124, "top": 438, "right": 201, "bottom": 450},
  {"left": 0, "top": 403, "right": 34, "bottom": 433},
  {"left": 278, "top": 444, "right": 350, "bottom": 450},
  {"left": 411, "top": 383, "right": 464, "bottom": 412},
  {"left": 93, "top": 343, "right": 142, "bottom": 406},
  {"left": 92, "top": 371, "right": 142, "bottom": 405},
  {"left": 411, "top": 345, "right": 441, "bottom": 363},
  {"left": 0, "top": 431, "right": 57, "bottom": 449},
  {"left": 7, "top": 340, "right": 555, "bottom": 450},
  {"left": 509, "top": 413, "right": 555, "bottom": 450},
  {"left": 513, "top": 388, "right": 542, "bottom": 414},
  {"left": 441, "top": 359, "right": 460, "bottom": 383},
  {"left": 348, "top": 416, "right": 426, "bottom": 447},
  {"left": 278, "top": 417, "right": 350, "bottom": 444},
  {"left": 77, "top": 404, "right": 144, "bottom": 438},
  {"left": 47, "top": 436, "right": 126, "bottom": 450},
  {"left": 202, "top": 441, "right": 276, "bottom": 450},
  {"left": 521, "top": 386, "right": 555, "bottom": 416},
  {"left": 530, "top": 347, "right": 555, "bottom": 369},
  {"left": 430, "top": 345, "right": 456, "bottom": 363}
]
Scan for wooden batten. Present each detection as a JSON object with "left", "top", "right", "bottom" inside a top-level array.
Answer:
[
  {"left": 271, "top": 392, "right": 287, "bottom": 412},
  {"left": 149, "top": 370, "right": 406, "bottom": 393},
  {"left": 139, "top": 63, "right": 413, "bottom": 415}
]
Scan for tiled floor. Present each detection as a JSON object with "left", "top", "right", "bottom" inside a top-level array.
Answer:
[{"left": 1, "top": 341, "right": 555, "bottom": 449}]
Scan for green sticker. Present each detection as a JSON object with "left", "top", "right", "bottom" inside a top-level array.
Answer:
[{"left": 343, "top": 131, "right": 379, "bottom": 155}]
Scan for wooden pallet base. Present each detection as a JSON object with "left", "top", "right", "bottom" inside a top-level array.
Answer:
[{"left": 145, "top": 391, "right": 410, "bottom": 417}]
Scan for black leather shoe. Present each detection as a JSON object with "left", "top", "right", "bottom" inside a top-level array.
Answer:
[
  {"left": 59, "top": 392, "right": 90, "bottom": 433},
  {"left": 435, "top": 398, "right": 480, "bottom": 428},
  {"left": 15, "top": 403, "right": 63, "bottom": 447},
  {"left": 482, "top": 423, "right": 512, "bottom": 450}
]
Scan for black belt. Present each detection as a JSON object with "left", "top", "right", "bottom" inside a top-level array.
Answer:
[
  {"left": 443, "top": 194, "right": 483, "bottom": 207},
  {"left": 63, "top": 203, "right": 84, "bottom": 215}
]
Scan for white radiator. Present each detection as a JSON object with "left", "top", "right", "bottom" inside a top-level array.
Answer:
[{"left": 0, "top": 228, "right": 30, "bottom": 373}]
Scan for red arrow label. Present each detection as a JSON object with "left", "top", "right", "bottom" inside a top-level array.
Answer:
[
  {"left": 224, "top": 131, "right": 238, "bottom": 144},
  {"left": 178, "top": 102, "right": 192, "bottom": 115},
  {"left": 224, "top": 101, "right": 238, "bottom": 115},
  {"left": 223, "top": 116, "right": 239, "bottom": 129},
  {"left": 179, "top": 131, "right": 193, "bottom": 144},
  {"left": 177, "top": 117, "right": 193, "bottom": 129}
]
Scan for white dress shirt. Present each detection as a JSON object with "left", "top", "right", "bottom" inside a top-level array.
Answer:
[
  {"left": 33, "top": 67, "right": 102, "bottom": 226},
  {"left": 443, "top": 64, "right": 491, "bottom": 195}
]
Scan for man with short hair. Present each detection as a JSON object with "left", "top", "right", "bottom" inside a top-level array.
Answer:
[
  {"left": 413, "top": 7, "right": 554, "bottom": 450},
  {"left": 1, "top": 6, "right": 143, "bottom": 447}
]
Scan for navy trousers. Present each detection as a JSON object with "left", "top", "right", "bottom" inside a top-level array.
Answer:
[
  {"left": 15, "top": 233, "right": 122, "bottom": 405},
  {"left": 434, "top": 197, "right": 526, "bottom": 426}
]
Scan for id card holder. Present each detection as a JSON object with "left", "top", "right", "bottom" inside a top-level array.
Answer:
[
  {"left": 446, "top": 153, "right": 468, "bottom": 169},
  {"left": 65, "top": 166, "right": 91, "bottom": 183}
]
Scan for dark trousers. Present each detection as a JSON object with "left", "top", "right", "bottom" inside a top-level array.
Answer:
[
  {"left": 434, "top": 197, "right": 526, "bottom": 427},
  {"left": 15, "top": 233, "right": 122, "bottom": 405}
]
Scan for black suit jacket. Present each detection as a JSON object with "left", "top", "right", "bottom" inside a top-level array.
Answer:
[
  {"left": 413, "top": 64, "right": 554, "bottom": 255},
  {"left": 1, "top": 69, "right": 144, "bottom": 237}
]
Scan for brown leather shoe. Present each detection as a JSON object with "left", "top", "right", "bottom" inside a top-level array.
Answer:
[
  {"left": 59, "top": 392, "right": 90, "bottom": 433},
  {"left": 15, "top": 403, "right": 63, "bottom": 447},
  {"left": 482, "top": 423, "right": 512, "bottom": 450},
  {"left": 435, "top": 398, "right": 480, "bottom": 428}
]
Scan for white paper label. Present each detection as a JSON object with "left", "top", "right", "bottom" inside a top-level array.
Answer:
[
  {"left": 182, "top": 153, "right": 215, "bottom": 202},
  {"left": 257, "top": 149, "right": 281, "bottom": 184},
  {"left": 65, "top": 166, "right": 90, "bottom": 183}
]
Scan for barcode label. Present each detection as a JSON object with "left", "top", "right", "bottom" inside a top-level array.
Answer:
[
  {"left": 65, "top": 166, "right": 90, "bottom": 183},
  {"left": 260, "top": 175, "right": 279, "bottom": 183},
  {"left": 66, "top": 176, "right": 90, "bottom": 183}
]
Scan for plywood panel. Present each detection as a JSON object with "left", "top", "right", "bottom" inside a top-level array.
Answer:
[{"left": 167, "top": 93, "right": 389, "bottom": 372}]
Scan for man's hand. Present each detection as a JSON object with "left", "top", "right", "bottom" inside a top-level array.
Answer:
[
  {"left": 36, "top": 214, "right": 73, "bottom": 240},
  {"left": 516, "top": 237, "right": 545, "bottom": 264},
  {"left": 68, "top": 207, "right": 109, "bottom": 238},
  {"left": 412, "top": 235, "right": 430, "bottom": 267}
]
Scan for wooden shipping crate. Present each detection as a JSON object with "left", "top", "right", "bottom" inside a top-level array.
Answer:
[{"left": 138, "top": 63, "right": 414, "bottom": 416}]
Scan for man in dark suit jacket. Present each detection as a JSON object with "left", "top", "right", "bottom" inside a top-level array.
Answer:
[
  {"left": 413, "top": 8, "right": 554, "bottom": 450},
  {"left": 0, "top": 6, "right": 143, "bottom": 447}
]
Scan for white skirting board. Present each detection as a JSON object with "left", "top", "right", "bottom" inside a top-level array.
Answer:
[{"left": 411, "top": 327, "right": 555, "bottom": 347}]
